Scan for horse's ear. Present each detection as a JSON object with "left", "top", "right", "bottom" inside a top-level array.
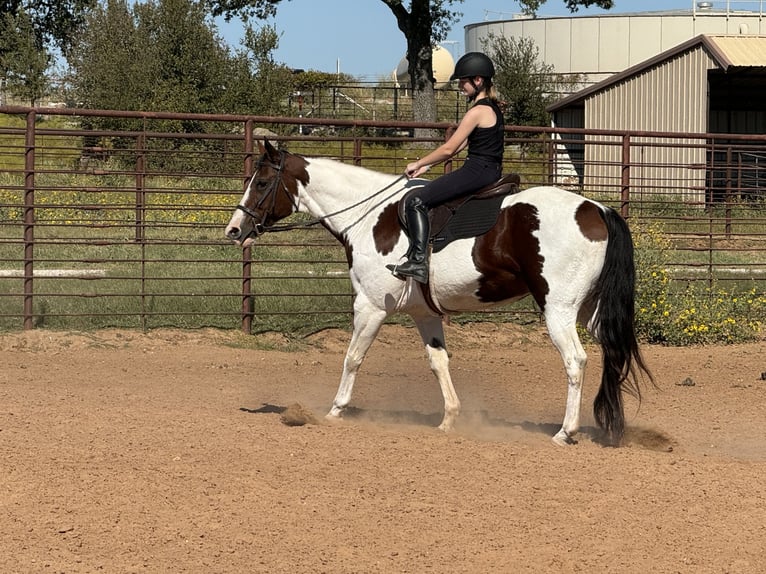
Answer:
[
  {"left": 263, "top": 138, "right": 279, "bottom": 160},
  {"left": 257, "top": 140, "right": 266, "bottom": 154}
]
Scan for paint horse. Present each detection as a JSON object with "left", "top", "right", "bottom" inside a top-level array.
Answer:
[{"left": 225, "top": 140, "right": 652, "bottom": 446}]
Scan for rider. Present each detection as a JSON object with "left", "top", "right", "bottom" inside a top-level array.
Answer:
[{"left": 386, "top": 51, "right": 505, "bottom": 284}]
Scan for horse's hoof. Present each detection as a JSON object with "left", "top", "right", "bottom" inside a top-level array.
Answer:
[
  {"left": 324, "top": 411, "right": 343, "bottom": 424},
  {"left": 552, "top": 430, "right": 578, "bottom": 446}
]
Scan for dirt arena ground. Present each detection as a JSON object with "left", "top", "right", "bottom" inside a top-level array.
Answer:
[{"left": 1, "top": 323, "right": 765, "bottom": 573}]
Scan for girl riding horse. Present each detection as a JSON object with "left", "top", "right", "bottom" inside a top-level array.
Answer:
[{"left": 387, "top": 52, "right": 505, "bottom": 284}]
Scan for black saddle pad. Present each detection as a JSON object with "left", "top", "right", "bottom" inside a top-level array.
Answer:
[
  {"left": 398, "top": 173, "right": 521, "bottom": 254},
  {"left": 431, "top": 194, "right": 507, "bottom": 253}
]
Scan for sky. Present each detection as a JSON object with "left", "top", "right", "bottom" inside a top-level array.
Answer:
[{"left": 214, "top": 0, "right": 700, "bottom": 80}]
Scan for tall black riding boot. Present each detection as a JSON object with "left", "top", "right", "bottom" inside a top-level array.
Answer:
[{"left": 386, "top": 196, "right": 430, "bottom": 284}]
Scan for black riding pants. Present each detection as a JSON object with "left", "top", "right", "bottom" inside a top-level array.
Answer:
[{"left": 410, "top": 156, "right": 502, "bottom": 209}]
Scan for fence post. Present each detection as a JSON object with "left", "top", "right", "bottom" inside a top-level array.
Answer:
[
  {"left": 620, "top": 134, "right": 631, "bottom": 218},
  {"left": 241, "top": 119, "right": 255, "bottom": 333},
  {"left": 23, "top": 110, "right": 36, "bottom": 330}
]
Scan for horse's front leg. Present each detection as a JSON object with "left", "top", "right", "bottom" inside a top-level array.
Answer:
[
  {"left": 326, "top": 299, "right": 388, "bottom": 421},
  {"left": 414, "top": 315, "right": 460, "bottom": 432}
]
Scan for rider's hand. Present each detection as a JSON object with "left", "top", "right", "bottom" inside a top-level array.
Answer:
[{"left": 405, "top": 161, "right": 429, "bottom": 179}]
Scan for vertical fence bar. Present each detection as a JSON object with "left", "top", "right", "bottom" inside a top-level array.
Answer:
[
  {"left": 443, "top": 126, "right": 456, "bottom": 173},
  {"left": 353, "top": 138, "right": 362, "bottom": 166},
  {"left": 620, "top": 134, "right": 631, "bottom": 218},
  {"left": 136, "top": 131, "right": 147, "bottom": 330},
  {"left": 22, "top": 110, "right": 36, "bottom": 330},
  {"left": 135, "top": 132, "right": 146, "bottom": 242},
  {"left": 725, "top": 146, "right": 732, "bottom": 237},
  {"left": 241, "top": 119, "right": 254, "bottom": 333},
  {"left": 546, "top": 135, "right": 555, "bottom": 185}
]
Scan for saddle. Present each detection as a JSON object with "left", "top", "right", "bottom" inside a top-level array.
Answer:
[{"left": 398, "top": 173, "right": 522, "bottom": 254}]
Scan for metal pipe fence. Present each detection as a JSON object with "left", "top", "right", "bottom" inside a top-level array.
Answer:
[{"left": 1, "top": 105, "right": 764, "bottom": 332}]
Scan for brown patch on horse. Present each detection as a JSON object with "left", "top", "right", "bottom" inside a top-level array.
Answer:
[
  {"left": 322, "top": 223, "right": 354, "bottom": 268},
  {"left": 372, "top": 201, "right": 401, "bottom": 256},
  {"left": 243, "top": 142, "right": 310, "bottom": 227},
  {"left": 575, "top": 201, "right": 607, "bottom": 242},
  {"left": 473, "top": 202, "right": 549, "bottom": 309},
  {"left": 288, "top": 154, "right": 311, "bottom": 188}
]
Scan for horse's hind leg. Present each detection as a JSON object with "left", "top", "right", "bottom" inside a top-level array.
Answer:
[
  {"left": 545, "top": 313, "right": 588, "bottom": 446},
  {"left": 326, "top": 300, "right": 387, "bottom": 421},
  {"left": 413, "top": 315, "right": 460, "bottom": 431}
]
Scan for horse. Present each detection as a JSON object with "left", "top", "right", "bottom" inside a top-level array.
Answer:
[{"left": 225, "top": 140, "right": 653, "bottom": 446}]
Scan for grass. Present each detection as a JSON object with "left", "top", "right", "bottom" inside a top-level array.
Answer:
[{"left": 1, "top": 116, "right": 764, "bottom": 340}]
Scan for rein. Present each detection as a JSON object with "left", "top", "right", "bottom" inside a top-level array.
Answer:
[{"left": 236, "top": 150, "right": 407, "bottom": 235}]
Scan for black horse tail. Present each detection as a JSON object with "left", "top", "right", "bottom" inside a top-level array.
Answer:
[{"left": 591, "top": 207, "right": 653, "bottom": 445}]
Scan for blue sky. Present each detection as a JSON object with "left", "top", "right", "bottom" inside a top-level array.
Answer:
[{"left": 216, "top": 0, "right": 699, "bottom": 79}]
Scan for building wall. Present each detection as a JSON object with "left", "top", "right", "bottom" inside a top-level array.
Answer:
[
  {"left": 581, "top": 45, "right": 719, "bottom": 201},
  {"left": 465, "top": 11, "right": 766, "bottom": 86},
  {"left": 468, "top": 9, "right": 766, "bottom": 202}
]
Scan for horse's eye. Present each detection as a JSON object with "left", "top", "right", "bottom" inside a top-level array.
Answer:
[{"left": 255, "top": 179, "right": 270, "bottom": 191}]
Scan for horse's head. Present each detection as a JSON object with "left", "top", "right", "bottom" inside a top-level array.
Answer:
[{"left": 225, "top": 139, "right": 308, "bottom": 247}]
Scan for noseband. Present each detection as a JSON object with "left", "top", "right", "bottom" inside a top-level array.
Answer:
[{"left": 235, "top": 150, "right": 291, "bottom": 238}]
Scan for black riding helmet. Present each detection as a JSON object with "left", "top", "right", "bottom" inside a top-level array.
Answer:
[
  {"left": 450, "top": 52, "right": 495, "bottom": 81},
  {"left": 450, "top": 52, "right": 495, "bottom": 102}
]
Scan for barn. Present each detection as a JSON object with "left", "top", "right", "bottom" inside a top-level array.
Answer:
[{"left": 546, "top": 34, "right": 766, "bottom": 202}]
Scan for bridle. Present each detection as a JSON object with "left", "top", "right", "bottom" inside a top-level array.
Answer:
[
  {"left": 235, "top": 150, "right": 291, "bottom": 239},
  {"left": 235, "top": 148, "right": 407, "bottom": 239}
]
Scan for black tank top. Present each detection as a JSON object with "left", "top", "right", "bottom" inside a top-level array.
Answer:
[{"left": 466, "top": 98, "right": 504, "bottom": 163}]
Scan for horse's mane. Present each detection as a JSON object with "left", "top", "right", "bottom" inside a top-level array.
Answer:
[{"left": 305, "top": 156, "right": 402, "bottom": 187}]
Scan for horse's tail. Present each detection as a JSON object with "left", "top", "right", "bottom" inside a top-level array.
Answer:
[{"left": 591, "top": 207, "right": 653, "bottom": 445}]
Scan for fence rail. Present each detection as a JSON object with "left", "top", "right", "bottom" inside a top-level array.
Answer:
[{"left": 1, "top": 105, "right": 764, "bottom": 332}]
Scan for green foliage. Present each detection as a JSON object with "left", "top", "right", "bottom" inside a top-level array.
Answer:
[
  {"left": 68, "top": 0, "right": 295, "bottom": 116},
  {"left": 208, "top": 0, "right": 282, "bottom": 21},
  {"left": 0, "top": 0, "right": 95, "bottom": 59},
  {"left": 69, "top": 0, "right": 234, "bottom": 113},
  {"left": 230, "top": 24, "right": 296, "bottom": 115},
  {"left": 633, "top": 221, "right": 765, "bottom": 345},
  {"left": 0, "top": 9, "right": 51, "bottom": 104},
  {"left": 66, "top": 1, "right": 297, "bottom": 170},
  {"left": 484, "top": 33, "right": 579, "bottom": 129},
  {"left": 294, "top": 71, "right": 354, "bottom": 90},
  {"left": 209, "top": 0, "right": 465, "bottom": 122},
  {"left": 518, "top": 0, "right": 614, "bottom": 16}
]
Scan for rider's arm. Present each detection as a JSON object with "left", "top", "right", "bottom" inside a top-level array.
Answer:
[{"left": 405, "top": 107, "right": 485, "bottom": 178}]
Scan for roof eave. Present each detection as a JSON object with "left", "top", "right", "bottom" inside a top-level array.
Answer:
[{"left": 547, "top": 34, "right": 730, "bottom": 113}]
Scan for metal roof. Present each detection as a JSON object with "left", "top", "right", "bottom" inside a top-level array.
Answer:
[
  {"left": 706, "top": 35, "right": 766, "bottom": 67},
  {"left": 548, "top": 34, "right": 766, "bottom": 112}
]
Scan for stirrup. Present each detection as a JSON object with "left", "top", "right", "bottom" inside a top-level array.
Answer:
[{"left": 386, "top": 262, "right": 429, "bottom": 284}]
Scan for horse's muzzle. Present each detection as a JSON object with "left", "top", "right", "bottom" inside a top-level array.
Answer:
[
  {"left": 225, "top": 223, "right": 263, "bottom": 247},
  {"left": 225, "top": 226, "right": 242, "bottom": 242}
]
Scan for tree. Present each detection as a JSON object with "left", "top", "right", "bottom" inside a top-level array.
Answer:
[
  {"left": 207, "top": 0, "right": 614, "bottom": 128},
  {"left": 0, "top": 0, "right": 96, "bottom": 59},
  {"left": 518, "top": 0, "right": 613, "bottom": 16},
  {"left": 207, "top": 0, "right": 462, "bottom": 129},
  {"left": 381, "top": 0, "right": 460, "bottom": 134},
  {"left": 0, "top": 9, "right": 50, "bottom": 105},
  {"left": 68, "top": 0, "right": 291, "bottom": 116},
  {"left": 67, "top": 0, "right": 145, "bottom": 111},
  {"left": 223, "top": 23, "right": 296, "bottom": 116},
  {"left": 486, "top": 34, "right": 580, "bottom": 128},
  {"left": 67, "top": 0, "right": 296, "bottom": 169}
]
